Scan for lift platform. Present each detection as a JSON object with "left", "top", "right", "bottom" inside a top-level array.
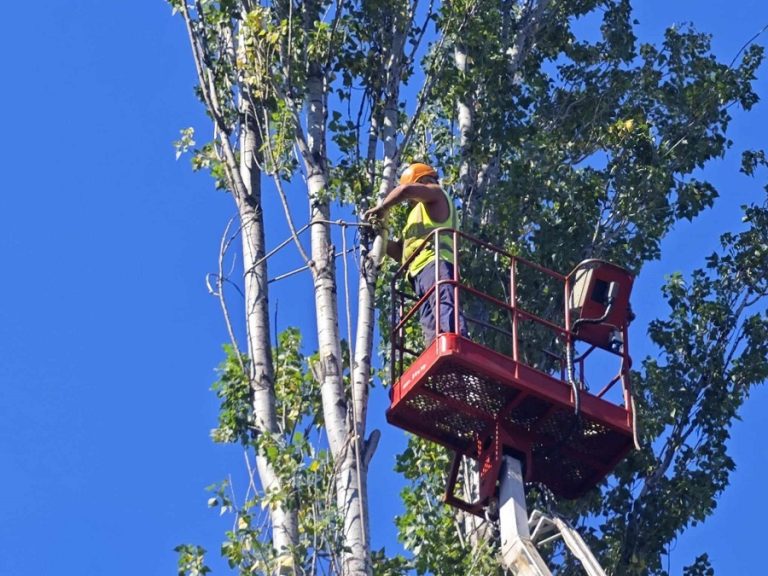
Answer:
[{"left": 386, "top": 229, "right": 636, "bottom": 514}]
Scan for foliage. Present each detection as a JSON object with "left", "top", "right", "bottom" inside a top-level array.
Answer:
[
  {"left": 683, "top": 555, "right": 714, "bottom": 576},
  {"left": 423, "top": 7, "right": 764, "bottom": 274},
  {"left": 211, "top": 344, "right": 252, "bottom": 444},
  {"left": 592, "top": 198, "right": 768, "bottom": 575},
  {"left": 380, "top": 2, "right": 768, "bottom": 575},
  {"left": 205, "top": 329, "right": 345, "bottom": 574},
  {"left": 169, "top": 0, "right": 768, "bottom": 574},
  {"left": 395, "top": 439, "right": 501, "bottom": 575},
  {"left": 175, "top": 544, "right": 211, "bottom": 576}
]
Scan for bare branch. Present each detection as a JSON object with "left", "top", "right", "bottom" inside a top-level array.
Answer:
[
  {"left": 216, "top": 218, "right": 246, "bottom": 371},
  {"left": 260, "top": 107, "right": 312, "bottom": 265}
]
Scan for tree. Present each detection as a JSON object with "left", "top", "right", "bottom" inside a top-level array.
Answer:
[
  {"left": 169, "top": 1, "right": 429, "bottom": 573},
  {"left": 168, "top": 0, "right": 767, "bottom": 574}
]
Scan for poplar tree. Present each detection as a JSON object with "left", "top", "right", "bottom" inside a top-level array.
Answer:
[{"left": 169, "top": 1, "right": 767, "bottom": 574}]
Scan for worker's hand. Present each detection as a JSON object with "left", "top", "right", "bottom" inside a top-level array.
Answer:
[{"left": 363, "top": 203, "right": 388, "bottom": 224}]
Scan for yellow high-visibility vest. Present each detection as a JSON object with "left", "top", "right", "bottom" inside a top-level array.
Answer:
[{"left": 401, "top": 189, "right": 457, "bottom": 276}]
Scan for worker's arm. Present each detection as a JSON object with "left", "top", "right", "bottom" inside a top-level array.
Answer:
[
  {"left": 386, "top": 238, "right": 403, "bottom": 261},
  {"left": 364, "top": 182, "right": 448, "bottom": 263},
  {"left": 363, "top": 182, "right": 448, "bottom": 222}
]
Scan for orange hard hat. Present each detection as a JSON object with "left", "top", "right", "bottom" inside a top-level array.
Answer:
[{"left": 399, "top": 162, "right": 438, "bottom": 185}]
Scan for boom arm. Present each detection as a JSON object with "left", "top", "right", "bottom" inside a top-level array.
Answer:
[{"left": 498, "top": 457, "right": 607, "bottom": 576}]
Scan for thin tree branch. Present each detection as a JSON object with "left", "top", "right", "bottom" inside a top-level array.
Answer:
[
  {"left": 210, "top": 218, "right": 246, "bottom": 372},
  {"left": 260, "top": 108, "right": 312, "bottom": 264}
]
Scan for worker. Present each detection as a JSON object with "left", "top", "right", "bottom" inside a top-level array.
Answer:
[{"left": 364, "top": 162, "right": 466, "bottom": 342}]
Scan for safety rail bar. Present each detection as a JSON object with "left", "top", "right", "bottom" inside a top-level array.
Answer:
[{"left": 389, "top": 227, "right": 632, "bottom": 408}]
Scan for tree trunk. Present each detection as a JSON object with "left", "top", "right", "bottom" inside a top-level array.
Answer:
[
  {"left": 344, "top": 16, "right": 409, "bottom": 574},
  {"left": 455, "top": 43, "right": 476, "bottom": 223},
  {"left": 237, "top": 102, "right": 299, "bottom": 562},
  {"left": 301, "top": 42, "right": 371, "bottom": 571}
]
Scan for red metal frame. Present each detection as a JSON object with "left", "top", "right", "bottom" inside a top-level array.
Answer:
[{"left": 386, "top": 229, "right": 636, "bottom": 514}]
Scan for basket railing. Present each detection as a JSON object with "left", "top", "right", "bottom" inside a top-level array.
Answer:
[{"left": 390, "top": 228, "right": 632, "bottom": 410}]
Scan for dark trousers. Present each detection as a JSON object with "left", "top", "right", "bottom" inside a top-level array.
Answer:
[{"left": 413, "top": 260, "right": 467, "bottom": 343}]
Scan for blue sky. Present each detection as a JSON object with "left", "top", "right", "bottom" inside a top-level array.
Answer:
[{"left": 0, "top": 1, "right": 766, "bottom": 575}]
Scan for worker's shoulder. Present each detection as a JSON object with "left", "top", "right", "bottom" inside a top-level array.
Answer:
[
  {"left": 421, "top": 184, "right": 451, "bottom": 221},
  {"left": 420, "top": 182, "right": 450, "bottom": 203}
]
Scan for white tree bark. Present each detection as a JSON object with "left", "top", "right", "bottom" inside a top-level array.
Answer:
[
  {"left": 505, "top": 0, "right": 551, "bottom": 80},
  {"left": 352, "top": 0, "right": 407, "bottom": 442},
  {"left": 454, "top": 44, "right": 476, "bottom": 221},
  {"left": 238, "top": 98, "right": 299, "bottom": 558},
  {"left": 299, "top": 32, "right": 371, "bottom": 571},
  {"left": 342, "top": 14, "right": 410, "bottom": 575}
]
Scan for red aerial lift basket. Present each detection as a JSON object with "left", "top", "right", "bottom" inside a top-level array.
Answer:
[{"left": 386, "top": 229, "right": 636, "bottom": 515}]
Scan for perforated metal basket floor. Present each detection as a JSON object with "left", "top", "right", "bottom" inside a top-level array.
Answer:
[{"left": 387, "top": 334, "right": 634, "bottom": 499}]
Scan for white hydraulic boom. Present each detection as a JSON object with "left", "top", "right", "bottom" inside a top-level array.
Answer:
[{"left": 498, "top": 456, "right": 608, "bottom": 576}]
